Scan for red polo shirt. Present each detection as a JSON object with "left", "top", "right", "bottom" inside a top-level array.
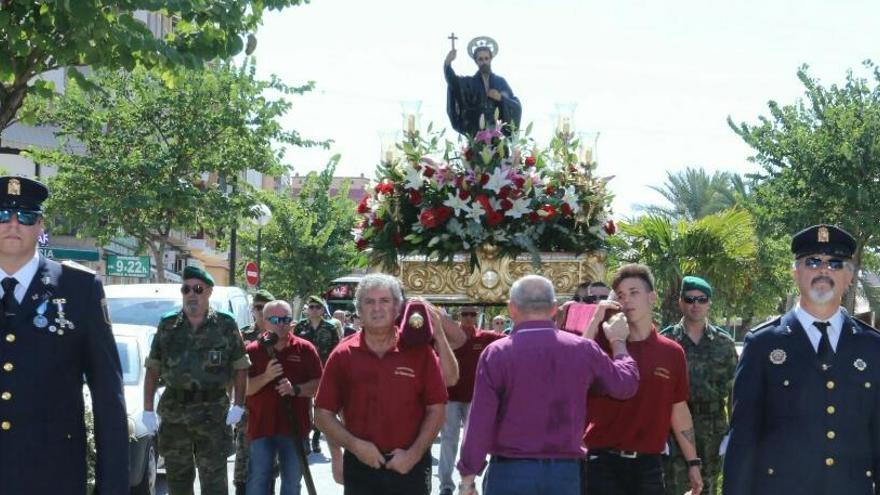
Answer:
[
  {"left": 246, "top": 333, "right": 323, "bottom": 440},
  {"left": 447, "top": 329, "right": 506, "bottom": 403},
  {"left": 584, "top": 327, "right": 688, "bottom": 454},
  {"left": 315, "top": 329, "right": 448, "bottom": 453}
]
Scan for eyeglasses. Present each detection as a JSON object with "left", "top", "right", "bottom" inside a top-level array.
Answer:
[
  {"left": 682, "top": 295, "right": 710, "bottom": 305},
  {"left": 0, "top": 209, "right": 41, "bottom": 226},
  {"left": 573, "top": 294, "right": 608, "bottom": 304},
  {"left": 267, "top": 315, "right": 294, "bottom": 325},
  {"left": 308, "top": 304, "right": 323, "bottom": 310},
  {"left": 461, "top": 311, "right": 478, "bottom": 317},
  {"left": 802, "top": 257, "right": 847, "bottom": 271},
  {"left": 180, "top": 284, "right": 206, "bottom": 295}
]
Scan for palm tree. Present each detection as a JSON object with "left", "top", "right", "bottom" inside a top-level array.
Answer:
[{"left": 638, "top": 167, "right": 737, "bottom": 220}]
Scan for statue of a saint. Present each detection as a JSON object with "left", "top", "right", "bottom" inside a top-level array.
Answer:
[{"left": 444, "top": 36, "right": 522, "bottom": 137}]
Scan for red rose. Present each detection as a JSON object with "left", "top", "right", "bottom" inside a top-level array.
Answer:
[
  {"left": 480, "top": 173, "right": 490, "bottom": 186},
  {"left": 498, "top": 186, "right": 511, "bottom": 199},
  {"left": 374, "top": 181, "right": 395, "bottom": 195},
  {"left": 356, "top": 238, "right": 369, "bottom": 251},
  {"left": 604, "top": 219, "right": 617, "bottom": 235},
  {"left": 356, "top": 196, "right": 370, "bottom": 214},
  {"left": 561, "top": 203, "right": 573, "bottom": 216},
  {"left": 539, "top": 205, "right": 557, "bottom": 220},
  {"left": 409, "top": 190, "right": 423, "bottom": 205},
  {"left": 500, "top": 199, "right": 513, "bottom": 211},
  {"left": 512, "top": 176, "right": 525, "bottom": 189},
  {"left": 529, "top": 212, "right": 540, "bottom": 223},
  {"left": 525, "top": 156, "right": 537, "bottom": 167},
  {"left": 422, "top": 166, "right": 435, "bottom": 178},
  {"left": 486, "top": 211, "right": 504, "bottom": 226},
  {"left": 545, "top": 185, "right": 556, "bottom": 195},
  {"left": 419, "top": 206, "right": 453, "bottom": 229},
  {"left": 465, "top": 148, "right": 475, "bottom": 161},
  {"left": 458, "top": 189, "right": 470, "bottom": 200},
  {"left": 438, "top": 206, "right": 453, "bottom": 222},
  {"left": 475, "top": 194, "right": 492, "bottom": 211},
  {"left": 373, "top": 217, "right": 384, "bottom": 229}
]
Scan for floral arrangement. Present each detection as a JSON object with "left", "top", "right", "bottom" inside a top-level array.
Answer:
[{"left": 354, "top": 123, "right": 615, "bottom": 269}]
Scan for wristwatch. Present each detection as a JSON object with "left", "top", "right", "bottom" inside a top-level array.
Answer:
[
  {"left": 686, "top": 457, "right": 703, "bottom": 467},
  {"left": 293, "top": 384, "right": 302, "bottom": 397},
  {"left": 458, "top": 482, "right": 476, "bottom": 492}
]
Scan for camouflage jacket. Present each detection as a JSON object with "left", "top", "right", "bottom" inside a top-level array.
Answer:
[
  {"left": 294, "top": 318, "right": 339, "bottom": 363},
  {"left": 146, "top": 309, "right": 250, "bottom": 391},
  {"left": 240, "top": 324, "right": 264, "bottom": 345},
  {"left": 660, "top": 320, "right": 738, "bottom": 405}
]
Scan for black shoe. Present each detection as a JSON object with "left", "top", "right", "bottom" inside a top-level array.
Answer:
[
  {"left": 312, "top": 443, "right": 322, "bottom": 454},
  {"left": 234, "top": 482, "right": 246, "bottom": 495},
  {"left": 440, "top": 488, "right": 454, "bottom": 495}
]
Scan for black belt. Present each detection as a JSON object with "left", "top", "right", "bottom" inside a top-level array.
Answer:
[
  {"left": 592, "top": 449, "right": 659, "bottom": 459},
  {"left": 165, "top": 388, "right": 227, "bottom": 402},
  {"left": 493, "top": 456, "right": 580, "bottom": 463}
]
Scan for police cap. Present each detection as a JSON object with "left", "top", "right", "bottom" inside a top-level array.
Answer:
[
  {"left": 0, "top": 176, "right": 49, "bottom": 211},
  {"left": 182, "top": 265, "right": 215, "bottom": 286},
  {"left": 791, "top": 224, "right": 856, "bottom": 259}
]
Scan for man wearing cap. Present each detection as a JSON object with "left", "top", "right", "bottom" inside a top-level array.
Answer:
[
  {"left": 437, "top": 306, "right": 505, "bottom": 495},
  {"left": 294, "top": 295, "right": 340, "bottom": 453},
  {"left": 724, "top": 224, "right": 880, "bottom": 495},
  {"left": 234, "top": 289, "right": 276, "bottom": 495},
  {"left": 144, "top": 266, "right": 250, "bottom": 495},
  {"left": 0, "top": 176, "right": 128, "bottom": 493},
  {"left": 661, "top": 276, "right": 737, "bottom": 495}
]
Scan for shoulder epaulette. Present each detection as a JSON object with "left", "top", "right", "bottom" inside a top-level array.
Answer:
[
  {"left": 748, "top": 316, "right": 781, "bottom": 334},
  {"left": 851, "top": 317, "right": 880, "bottom": 335},
  {"left": 160, "top": 309, "right": 179, "bottom": 320},
  {"left": 60, "top": 260, "right": 96, "bottom": 274}
]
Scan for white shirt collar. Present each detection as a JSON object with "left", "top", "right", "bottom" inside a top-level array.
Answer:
[
  {"left": 794, "top": 303, "right": 844, "bottom": 352},
  {"left": 0, "top": 250, "right": 41, "bottom": 304}
]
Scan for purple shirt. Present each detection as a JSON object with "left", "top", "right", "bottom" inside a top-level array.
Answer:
[{"left": 456, "top": 320, "right": 639, "bottom": 476}]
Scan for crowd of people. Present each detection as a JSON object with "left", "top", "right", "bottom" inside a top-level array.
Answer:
[{"left": 2, "top": 176, "right": 878, "bottom": 495}]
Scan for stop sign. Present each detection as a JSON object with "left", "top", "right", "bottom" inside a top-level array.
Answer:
[{"left": 245, "top": 261, "right": 259, "bottom": 287}]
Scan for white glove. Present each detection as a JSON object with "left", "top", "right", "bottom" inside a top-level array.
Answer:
[
  {"left": 226, "top": 405, "right": 245, "bottom": 425},
  {"left": 142, "top": 411, "right": 158, "bottom": 434}
]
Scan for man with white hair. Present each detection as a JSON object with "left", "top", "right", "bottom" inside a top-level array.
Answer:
[{"left": 456, "top": 275, "right": 640, "bottom": 494}]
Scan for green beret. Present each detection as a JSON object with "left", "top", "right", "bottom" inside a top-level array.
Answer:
[
  {"left": 681, "top": 276, "right": 712, "bottom": 298},
  {"left": 182, "top": 265, "right": 215, "bottom": 286},
  {"left": 253, "top": 289, "right": 275, "bottom": 303},
  {"left": 307, "top": 295, "right": 325, "bottom": 306}
]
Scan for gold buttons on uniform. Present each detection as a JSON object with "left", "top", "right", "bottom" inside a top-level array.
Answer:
[
  {"left": 826, "top": 458, "right": 835, "bottom": 466},
  {"left": 767, "top": 468, "right": 774, "bottom": 475},
  {"left": 826, "top": 380, "right": 835, "bottom": 390},
  {"left": 866, "top": 382, "right": 872, "bottom": 389},
  {"left": 826, "top": 431, "right": 836, "bottom": 439},
  {"left": 2, "top": 363, "right": 12, "bottom": 372},
  {"left": 5, "top": 334, "right": 14, "bottom": 343},
  {"left": 0, "top": 392, "right": 10, "bottom": 401},
  {"left": 783, "top": 380, "right": 790, "bottom": 386},
  {"left": 826, "top": 405, "right": 836, "bottom": 414},
  {"left": 0, "top": 421, "right": 10, "bottom": 430},
  {"left": 868, "top": 471, "right": 873, "bottom": 477}
]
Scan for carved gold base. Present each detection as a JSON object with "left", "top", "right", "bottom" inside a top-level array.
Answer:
[{"left": 383, "top": 246, "right": 606, "bottom": 305}]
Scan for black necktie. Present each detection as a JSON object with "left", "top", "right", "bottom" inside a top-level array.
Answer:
[
  {"left": 813, "top": 321, "right": 833, "bottom": 362},
  {"left": 2, "top": 277, "right": 18, "bottom": 321}
]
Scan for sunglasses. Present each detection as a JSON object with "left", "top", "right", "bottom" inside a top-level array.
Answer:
[
  {"left": 308, "top": 304, "right": 323, "bottom": 310},
  {"left": 461, "top": 311, "right": 478, "bottom": 317},
  {"left": 802, "top": 257, "right": 846, "bottom": 271},
  {"left": 573, "top": 294, "right": 608, "bottom": 304},
  {"left": 267, "top": 315, "right": 294, "bottom": 325},
  {"left": 180, "top": 284, "right": 206, "bottom": 295},
  {"left": 682, "top": 295, "right": 710, "bottom": 305},
  {"left": 0, "top": 209, "right": 41, "bottom": 226}
]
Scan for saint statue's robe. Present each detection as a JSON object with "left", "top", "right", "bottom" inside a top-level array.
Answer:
[{"left": 445, "top": 64, "right": 522, "bottom": 137}]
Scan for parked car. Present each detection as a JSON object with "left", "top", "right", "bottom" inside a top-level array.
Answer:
[{"left": 104, "top": 283, "right": 254, "bottom": 331}]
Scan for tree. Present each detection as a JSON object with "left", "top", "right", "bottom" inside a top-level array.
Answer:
[
  {"left": 0, "top": 0, "right": 304, "bottom": 135},
  {"left": 237, "top": 158, "right": 360, "bottom": 300},
  {"left": 730, "top": 61, "right": 880, "bottom": 310},
  {"left": 609, "top": 208, "right": 764, "bottom": 328},
  {"left": 637, "top": 167, "right": 736, "bottom": 220},
  {"left": 27, "top": 61, "right": 324, "bottom": 281}
]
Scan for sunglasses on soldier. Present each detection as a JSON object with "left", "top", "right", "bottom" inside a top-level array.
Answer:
[
  {"left": 180, "top": 284, "right": 206, "bottom": 295},
  {"left": 267, "top": 315, "right": 294, "bottom": 325},
  {"left": 682, "top": 295, "right": 710, "bottom": 305},
  {"left": 0, "top": 209, "right": 41, "bottom": 226}
]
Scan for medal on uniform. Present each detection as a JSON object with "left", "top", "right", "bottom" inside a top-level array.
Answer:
[
  {"left": 854, "top": 358, "right": 867, "bottom": 371},
  {"left": 33, "top": 300, "right": 48, "bottom": 328},
  {"left": 52, "top": 298, "right": 75, "bottom": 333},
  {"left": 769, "top": 349, "right": 787, "bottom": 365}
]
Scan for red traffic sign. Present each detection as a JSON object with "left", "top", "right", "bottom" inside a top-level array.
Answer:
[{"left": 245, "top": 262, "right": 259, "bottom": 287}]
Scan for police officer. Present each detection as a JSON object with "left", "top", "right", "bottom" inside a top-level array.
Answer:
[
  {"left": 143, "top": 266, "right": 250, "bottom": 495},
  {"left": 234, "top": 289, "right": 275, "bottom": 495},
  {"left": 0, "top": 176, "right": 128, "bottom": 493},
  {"left": 661, "top": 276, "right": 737, "bottom": 495},
  {"left": 724, "top": 224, "right": 880, "bottom": 495},
  {"left": 294, "top": 294, "right": 340, "bottom": 454}
]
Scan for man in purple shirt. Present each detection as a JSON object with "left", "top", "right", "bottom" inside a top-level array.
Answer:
[{"left": 456, "top": 275, "right": 640, "bottom": 495}]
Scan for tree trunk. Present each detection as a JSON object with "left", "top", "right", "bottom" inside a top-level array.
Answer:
[
  {"left": 149, "top": 240, "right": 166, "bottom": 283},
  {"left": 0, "top": 83, "right": 29, "bottom": 135},
  {"left": 843, "top": 243, "right": 863, "bottom": 315}
]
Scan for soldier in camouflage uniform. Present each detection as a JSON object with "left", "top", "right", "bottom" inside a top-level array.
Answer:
[
  {"left": 143, "top": 266, "right": 250, "bottom": 495},
  {"left": 660, "top": 276, "right": 738, "bottom": 495},
  {"left": 293, "top": 295, "right": 340, "bottom": 453},
  {"left": 234, "top": 289, "right": 275, "bottom": 495}
]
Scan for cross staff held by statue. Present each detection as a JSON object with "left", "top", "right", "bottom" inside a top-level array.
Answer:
[{"left": 448, "top": 32, "right": 458, "bottom": 50}]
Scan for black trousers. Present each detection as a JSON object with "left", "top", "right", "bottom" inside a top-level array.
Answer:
[
  {"left": 343, "top": 450, "right": 431, "bottom": 495},
  {"left": 584, "top": 450, "right": 665, "bottom": 495}
]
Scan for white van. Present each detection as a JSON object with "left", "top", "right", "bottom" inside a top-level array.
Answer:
[{"left": 104, "top": 284, "right": 254, "bottom": 331}]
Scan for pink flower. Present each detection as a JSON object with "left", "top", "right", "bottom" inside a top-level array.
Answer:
[{"left": 474, "top": 128, "right": 503, "bottom": 145}]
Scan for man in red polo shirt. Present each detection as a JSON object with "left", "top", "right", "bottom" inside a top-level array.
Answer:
[
  {"left": 583, "top": 263, "right": 703, "bottom": 495},
  {"left": 245, "top": 300, "right": 322, "bottom": 495},
  {"left": 314, "top": 273, "right": 448, "bottom": 495},
  {"left": 438, "top": 306, "right": 505, "bottom": 495}
]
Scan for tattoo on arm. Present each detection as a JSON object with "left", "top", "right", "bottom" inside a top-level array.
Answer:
[{"left": 680, "top": 428, "right": 696, "bottom": 447}]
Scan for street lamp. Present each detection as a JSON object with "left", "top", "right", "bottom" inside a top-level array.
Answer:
[{"left": 251, "top": 203, "right": 272, "bottom": 288}]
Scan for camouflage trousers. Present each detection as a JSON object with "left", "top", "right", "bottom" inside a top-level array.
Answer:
[
  {"left": 159, "top": 418, "right": 233, "bottom": 495},
  {"left": 233, "top": 411, "right": 250, "bottom": 484},
  {"left": 664, "top": 412, "right": 727, "bottom": 495}
]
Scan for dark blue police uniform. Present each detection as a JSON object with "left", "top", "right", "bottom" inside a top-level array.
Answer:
[{"left": 0, "top": 177, "right": 128, "bottom": 494}]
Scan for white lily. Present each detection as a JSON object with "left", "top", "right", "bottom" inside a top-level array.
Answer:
[
  {"left": 483, "top": 166, "right": 512, "bottom": 194},
  {"left": 443, "top": 192, "right": 470, "bottom": 216},
  {"left": 505, "top": 197, "right": 532, "bottom": 219}
]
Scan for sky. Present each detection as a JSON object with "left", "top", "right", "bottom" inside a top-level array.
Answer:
[{"left": 248, "top": 0, "right": 879, "bottom": 216}]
